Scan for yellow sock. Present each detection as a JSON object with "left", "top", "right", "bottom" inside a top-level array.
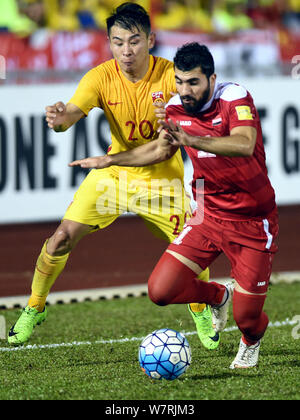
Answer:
[
  {"left": 190, "top": 303, "right": 206, "bottom": 313},
  {"left": 28, "top": 240, "right": 69, "bottom": 312},
  {"left": 190, "top": 268, "right": 210, "bottom": 313}
]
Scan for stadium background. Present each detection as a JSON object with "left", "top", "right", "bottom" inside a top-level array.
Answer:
[{"left": 0, "top": 0, "right": 299, "bottom": 305}]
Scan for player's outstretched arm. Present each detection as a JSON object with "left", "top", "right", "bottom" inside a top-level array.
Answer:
[
  {"left": 161, "top": 119, "right": 257, "bottom": 157},
  {"left": 45, "top": 102, "right": 85, "bottom": 132},
  {"left": 69, "top": 129, "right": 178, "bottom": 169}
]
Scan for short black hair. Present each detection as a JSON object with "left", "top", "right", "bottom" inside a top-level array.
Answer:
[
  {"left": 106, "top": 2, "right": 151, "bottom": 37},
  {"left": 174, "top": 43, "right": 215, "bottom": 79}
]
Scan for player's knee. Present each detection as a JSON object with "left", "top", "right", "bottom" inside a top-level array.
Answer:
[
  {"left": 148, "top": 275, "right": 170, "bottom": 307},
  {"left": 148, "top": 291, "right": 170, "bottom": 307},
  {"left": 48, "top": 228, "right": 74, "bottom": 256}
]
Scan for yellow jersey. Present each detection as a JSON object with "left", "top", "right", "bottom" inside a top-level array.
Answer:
[{"left": 69, "top": 55, "right": 184, "bottom": 181}]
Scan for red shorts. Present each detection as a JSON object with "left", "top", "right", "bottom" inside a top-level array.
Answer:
[{"left": 168, "top": 210, "right": 279, "bottom": 294}]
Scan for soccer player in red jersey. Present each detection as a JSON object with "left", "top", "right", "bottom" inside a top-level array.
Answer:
[{"left": 72, "top": 43, "right": 279, "bottom": 368}]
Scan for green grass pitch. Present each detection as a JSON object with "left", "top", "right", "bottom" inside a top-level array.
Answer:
[{"left": 0, "top": 282, "right": 299, "bottom": 400}]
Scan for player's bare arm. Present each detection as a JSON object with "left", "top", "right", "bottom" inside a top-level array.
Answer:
[
  {"left": 69, "top": 130, "right": 178, "bottom": 169},
  {"left": 160, "top": 118, "right": 257, "bottom": 157},
  {"left": 45, "top": 102, "right": 85, "bottom": 132}
]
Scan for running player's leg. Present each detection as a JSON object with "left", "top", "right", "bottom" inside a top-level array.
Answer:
[
  {"left": 8, "top": 220, "right": 94, "bottom": 346},
  {"left": 28, "top": 219, "right": 95, "bottom": 312},
  {"left": 224, "top": 215, "right": 278, "bottom": 368},
  {"left": 148, "top": 249, "right": 229, "bottom": 308},
  {"left": 8, "top": 168, "right": 120, "bottom": 346},
  {"left": 29, "top": 168, "right": 121, "bottom": 312},
  {"left": 146, "top": 215, "right": 234, "bottom": 345},
  {"left": 229, "top": 249, "right": 275, "bottom": 369}
]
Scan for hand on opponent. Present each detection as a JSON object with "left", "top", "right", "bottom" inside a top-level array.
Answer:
[
  {"left": 159, "top": 118, "right": 190, "bottom": 147},
  {"left": 153, "top": 92, "right": 176, "bottom": 133}
]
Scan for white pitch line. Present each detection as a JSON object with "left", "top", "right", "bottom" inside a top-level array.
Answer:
[{"left": 0, "top": 318, "right": 297, "bottom": 353}]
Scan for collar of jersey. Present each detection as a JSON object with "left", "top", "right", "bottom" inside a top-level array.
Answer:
[{"left": 199, "top": 82, "right": 220, "bottom": 113}]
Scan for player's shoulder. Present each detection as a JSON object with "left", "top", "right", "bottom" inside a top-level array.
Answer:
[
  {"left": 87, "top": 59, "right": 117, "bottom": 79},
  {"left": 94, "top": 58, "right": 116, "bottom": 72},
  {"left": 154, "top": 55, "right": 173, "bottom": 68},
  {"left": 153, "top": 56, "right": 174, "bottom": 75},
  {"left": 217, "top": 82, "right": 248, "bottom": 102},
  {"left": 165, "top": 94, "right": 182, "bottom": 109}
]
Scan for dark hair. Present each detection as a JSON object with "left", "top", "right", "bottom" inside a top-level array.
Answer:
[
  {"left": 174, "top": 43, "right": 215, "bottom": 79},
  {"left": 106, "top": 2, "right": 151, "bottom": 37}
]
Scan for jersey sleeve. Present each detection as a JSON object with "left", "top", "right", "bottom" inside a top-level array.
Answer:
[
  {"left": 221, "top": 84, "right": 257, "bottom": 131},
  {"left": 68, "top": 68, "right": 102, "bottom": 115}
]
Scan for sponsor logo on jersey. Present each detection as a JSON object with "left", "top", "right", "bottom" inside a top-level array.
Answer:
[
  {"left": 235, "top": 105, "right": 253, "bottom": 120},
  {"left": 179, "top": 120, "right": 192, "bottom": 126},
  {"left": 257, "top": 281, "right": 266, "bottom": 287},
  {"left": 108, "top": 100, "right": 123, "bottom": 106}
]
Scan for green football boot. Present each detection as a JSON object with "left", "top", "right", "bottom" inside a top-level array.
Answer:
[
  {"left": 188, "top": 304, "right": 220, "bottom": 350},
  {"left": 8, "top": 306, "right": 47, "bottom": 346}
]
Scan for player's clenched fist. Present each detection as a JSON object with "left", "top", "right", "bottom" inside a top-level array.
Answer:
[
  {"left": 45, "top": 102, "right": 85, "bottom": 132},
  {"left": 45, "top": 101, "right": 66, "bottom": 129}
]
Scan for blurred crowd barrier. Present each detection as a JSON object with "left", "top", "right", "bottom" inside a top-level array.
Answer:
[{"left": 0, "top": 0, "right": 299, "bottom": 81}]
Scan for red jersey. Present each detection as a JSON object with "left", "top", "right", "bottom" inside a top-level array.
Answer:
[{"left": 166, "top": 82, "right": 277, "bottom": 221}]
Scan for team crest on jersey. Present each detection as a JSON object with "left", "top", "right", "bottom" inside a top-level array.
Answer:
[{"left": 151, "top": 91, "right": 165, "bottom": 104}]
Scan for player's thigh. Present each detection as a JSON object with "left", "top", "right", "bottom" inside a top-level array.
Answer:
[
  {"left": 223, "top": 215, "right": 278, "bottom": 294},
  {"left": 139, "top": 184, "right": 192, "bottom": 243},
  {"left": 227, "top": 244, "right": 275, "bottom": 294},
  {"left": 63, "top": 168, "right": 120, "bottom": 229},
  {"left": 168, "top": 223, "right": 221, "bottom": 271},
  {"left": 141, "top": 210, "right": 191, "bottom": 242}
]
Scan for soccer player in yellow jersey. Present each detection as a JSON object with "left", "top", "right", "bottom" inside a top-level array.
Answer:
[{"left": 8, "top": 2, "right": 219, "bottom": 350}]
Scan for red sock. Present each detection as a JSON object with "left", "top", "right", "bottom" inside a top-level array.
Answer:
[
  {"left": 148, "top": 252, "right": 225, "bottom": 306},
  {"left": 233, "top": 290, "right": 269, "bottom": 346}
]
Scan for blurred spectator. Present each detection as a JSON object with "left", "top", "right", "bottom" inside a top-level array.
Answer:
[
  {"left": 246, "top": 0, "right": 284, "bottom": 29},
  {"left": 152, "top": 0, "right": 213, "bottom": 32},
  {"left": 16, "top": 0, "right": 152, "bottom": 32},
  {"left": 44, "top": 0, "right": 80, "bottom": 31},
  {"left": 212, "top": 0, "right": 254, "bottom": 33},
  {"left": 2, "top": 0, "right": 299, "bottom": 35},
  {"left": 184, "top": 0, "right": 214, "bottom": 32},
  {"left": 0, "top": 0, "right": 37, "bottom": 35},
  {"left": 18, "top": 0, "right": 46, "bottom": 27},
  {"left": 92, "top": 1, "right": 152, "bottom": 30},
  {"left": 153, "top": 0, "right": 188, "bottom": 31},
  {"left": 282, "top": 0, "right": 300, "bottom": 32}
]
